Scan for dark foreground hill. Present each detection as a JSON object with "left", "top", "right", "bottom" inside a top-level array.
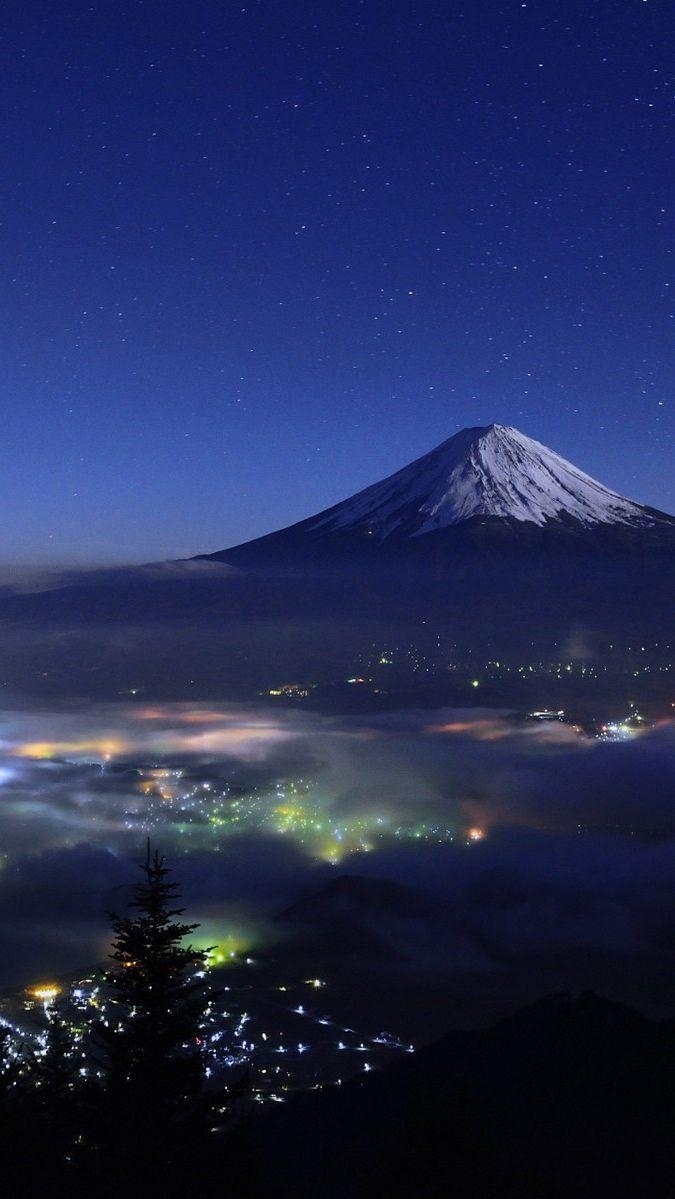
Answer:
[{"left": 233, "top": 991, "right": 675, "bottom": 1199}]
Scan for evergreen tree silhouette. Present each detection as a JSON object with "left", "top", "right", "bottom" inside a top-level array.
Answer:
[{"left": 99, "top": 841, "right": 213, "bottom": 1175}]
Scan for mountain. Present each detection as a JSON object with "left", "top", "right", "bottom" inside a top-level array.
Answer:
[
  {"left": 202, "top": 424, "right": 675, "bottom": 568},
  {"left": 0, "top": 424, "right": 672, "bottom": 699},
  {"left": 279, "top": 873, "right": 428, "bottom": 921},
  {"left": 239, "top": 991, "right": 675, "bottom": 1199},
  {"left": 276, "top": 874, "right": 432, "bottom": 961}
]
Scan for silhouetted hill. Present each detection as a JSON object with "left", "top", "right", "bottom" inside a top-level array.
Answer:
[
  {"left": 236, "top": 991, "right": 675, "bottom": 1199},
  {"left": 280, "top": 873, "right": 429, "bottom": 923},
  {"left": 276, "top": 873, "right": 433, "bottom": 960}
]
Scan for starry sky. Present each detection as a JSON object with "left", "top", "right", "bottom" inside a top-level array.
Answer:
[{"left": 1, "top": 0, "right": 673, "bottom": 564}]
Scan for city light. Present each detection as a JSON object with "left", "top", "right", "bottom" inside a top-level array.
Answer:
[{"left": 28, "top": 984, "right": 60, "bottom": 1005}]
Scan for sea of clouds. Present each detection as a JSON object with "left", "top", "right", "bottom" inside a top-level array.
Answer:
[{"left": 0, "top": 701, "right": 674, "bottom": 1021}]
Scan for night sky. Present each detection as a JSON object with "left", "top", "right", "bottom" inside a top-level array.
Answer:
[{"left": 1, "top": 0, "right": 673, "bottom": 564}]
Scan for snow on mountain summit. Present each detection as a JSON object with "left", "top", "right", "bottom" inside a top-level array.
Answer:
[{"left": 309, "top": 424, "right": 661, "bottom": 539}]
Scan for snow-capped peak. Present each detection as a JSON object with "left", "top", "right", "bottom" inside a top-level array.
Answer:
[{"left": 309, "top": 424, "right": 661, "bottom": 538}]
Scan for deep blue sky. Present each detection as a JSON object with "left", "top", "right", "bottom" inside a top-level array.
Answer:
[{"left": 1, "top": 0, "right": 673, "bottom": 563}]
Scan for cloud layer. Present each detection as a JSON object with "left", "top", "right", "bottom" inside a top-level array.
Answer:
[{"left": 0, "top": 700, "right": 674, "bottom": 1019}]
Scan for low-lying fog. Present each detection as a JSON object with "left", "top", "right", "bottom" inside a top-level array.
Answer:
[{"left": 1, "top": 699, "right": 675, "bottom": 1025}]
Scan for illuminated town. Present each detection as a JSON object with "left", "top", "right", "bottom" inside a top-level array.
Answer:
[
  {"left": 125, "top": 772, "right": 462, "bottom": 863},
  {"left": 1, "top": 960, "right": 415, "bottom": 1106}
]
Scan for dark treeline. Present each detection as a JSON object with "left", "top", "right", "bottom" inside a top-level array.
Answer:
[
  {"left": 0, "top": 846, "right": 247, "bottom": 1198},
  {"left": 2, "top": 851, "right": 675, "bottom": 1199}
]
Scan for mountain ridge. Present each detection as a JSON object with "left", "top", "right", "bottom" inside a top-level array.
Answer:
[
  {"left": 202, "top": 423, "right": 675, "bottom": 567},
  {"left": 0, "top": 423, "right": 672, "bottom": 693},
  {"left": 310, "top": 423, "right": 667, "bottom": 536}
]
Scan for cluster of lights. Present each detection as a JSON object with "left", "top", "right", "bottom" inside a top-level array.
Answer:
[
  {"left": 351, "top": 637, "right": 675, "bottom": 683},
  {"left": 3, "top": 961, "right": 414, "bottom": 1106},
  {"left": 28, "top": 984, "right": 61, "bottom": 1006},
  {"left": 122, "top": 772, "right": 462, "bottom": 863},
  {"left": 597, "top": 713, "right": 645, "bottom": 741}
]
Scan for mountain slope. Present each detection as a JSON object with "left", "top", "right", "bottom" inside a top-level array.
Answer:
[
  {"left": 310, "top": 424, "right": 662, "bottom": 536},
  {"left": 0, "top": 424, "right": 672, "bottom": 698},
  {"left": 204, "top": 424, "right": 674, "bottom": 567},
  {"left": 240, "top": 991, "right": 675, "bottom": 1199}
]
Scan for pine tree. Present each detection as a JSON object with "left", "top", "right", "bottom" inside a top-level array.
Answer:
[{"left": 99, "top": 842, "right": 213, "bottom": 1167}]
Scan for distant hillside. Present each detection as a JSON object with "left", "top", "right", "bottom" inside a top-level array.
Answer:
[{"left": 237, "top": 991, "right": 675, "bottom": 1199}]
